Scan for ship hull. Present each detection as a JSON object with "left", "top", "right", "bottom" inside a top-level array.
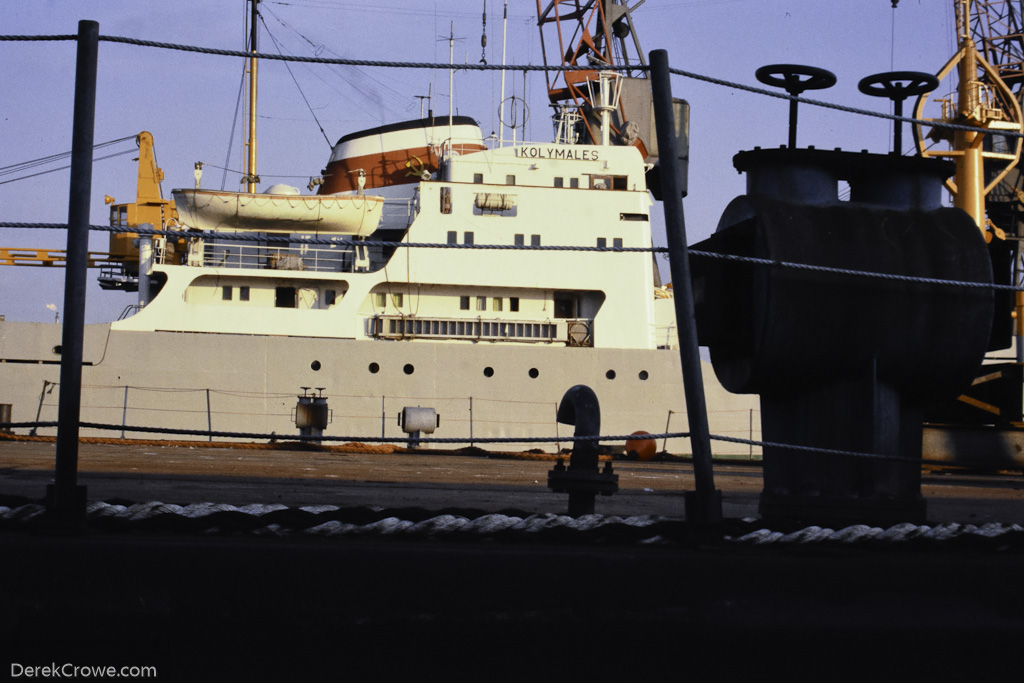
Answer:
[{"left": 0, "top": 321, "right": 759, "bottom": 455}]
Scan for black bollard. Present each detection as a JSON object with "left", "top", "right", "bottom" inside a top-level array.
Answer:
[{"left": 547, "top": 385, "right": 618, "bottom": 516}]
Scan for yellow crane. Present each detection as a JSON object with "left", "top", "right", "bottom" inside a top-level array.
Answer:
[
  {"left": 0, "top": 131, "right": 178, "bottom": 291},
  {"left": 914, "top": 0, "right": 1023, "bottom": 234},
  {"left": 914, "top": 0, "right": 1024, "bottom": 428}
]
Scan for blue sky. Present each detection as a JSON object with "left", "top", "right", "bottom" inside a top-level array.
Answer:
[{"left": 1, "top": 0, "right": 956, "bottom": 322}]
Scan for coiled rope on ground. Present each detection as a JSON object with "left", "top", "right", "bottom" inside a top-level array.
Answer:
[{"left": 2, "top": 501, "right": 1022, "bottom": 549}]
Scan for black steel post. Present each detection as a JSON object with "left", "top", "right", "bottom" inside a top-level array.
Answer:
[
  {"left": 49, "top": 20, "right": 99, "bottom": 523},
  {"left": 649, "top": 49, "right": 722, "bottom": 524},
  {"left": 788, "top": 97, "right": 799, "bottom": 149}
]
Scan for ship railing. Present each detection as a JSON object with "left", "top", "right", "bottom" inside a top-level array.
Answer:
[
  {"left": 117, "top": 304, "right": 142, "bottom": 320},
  {"left": 368, "top": 314, "right": 593, "bottom": 347},
  {"left": 199, "top": 241, "right": 380, "bottom": 274},
  {"left": 434, "top": 136, "right": 491, "bottom": 157}
]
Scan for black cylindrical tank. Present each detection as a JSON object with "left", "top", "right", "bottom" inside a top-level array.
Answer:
[
  {"left": 696, "top": 148, "right": 993, "bottom": 404},
  {"left": 691, "top": 147, "right": 995, "bottom": 524}
]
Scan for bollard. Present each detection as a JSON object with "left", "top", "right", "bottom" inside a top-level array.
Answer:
[
  {"left": 547, "top": 385, "right": 618, "bottom": 516},
  {"left": 398, "top": 406, "right": 438, "bottom": 448},
  {"left": 295, "top": 387, "right": 330, "bottom": 443}
]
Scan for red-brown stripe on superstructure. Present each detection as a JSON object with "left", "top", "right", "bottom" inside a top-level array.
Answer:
[{"left": 318, "top": 142, "right": 486, "bottom": 194}]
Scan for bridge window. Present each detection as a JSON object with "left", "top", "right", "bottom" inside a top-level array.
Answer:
[{"left": 590, "top": 174, "right": 628, "bottom": 190}]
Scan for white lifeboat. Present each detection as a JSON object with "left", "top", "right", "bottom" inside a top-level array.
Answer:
[{"left": 171, "top": 186, "right": 384, "bottom": 235}]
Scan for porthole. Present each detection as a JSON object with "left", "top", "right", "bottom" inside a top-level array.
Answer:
[
  {"left": 483, "top": 367, "right": 494, "bottom": 377},
  {"left": 605, "top": 370, "right": 616, "bottom": 380},
  {"left": 369, "top": 362, "right": 380, "bottom": 374},
  {"left": 404, "top": 363, "right": 415, "bottom": 375},
  {"left": 528, "top": 368, "right": 539, "bottom": 379},
  {"left": 310, "top": 360, "right": 322, "bottom": 371},
  {"left": 638, "top": 370, "right": 649, "bottom": 381}
]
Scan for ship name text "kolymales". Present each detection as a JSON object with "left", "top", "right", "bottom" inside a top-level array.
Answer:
[{"left": 514, "top": 146, "right": 600, "bottom": 161}]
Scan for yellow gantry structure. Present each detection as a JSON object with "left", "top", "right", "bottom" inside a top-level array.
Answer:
[{"left": 914, "top": 0, "right": 1024, "bottom": 235}]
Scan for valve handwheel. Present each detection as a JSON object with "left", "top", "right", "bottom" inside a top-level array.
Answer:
[
  {"left": 755, "top": 64, "right": 837, "bottom": 149},
  {"left": 756, "top": 64, "right": 837, "bottom": 97},
  {"left": 858, "top": 71, "right": 938, "bottom": 154},
  {"left": 857, "top": 70, "right": 938, "bottom": 100}
]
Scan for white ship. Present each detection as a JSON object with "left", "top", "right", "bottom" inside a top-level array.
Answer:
[{"left": 0, "top": 2, "right": 758, "bottom": 453}]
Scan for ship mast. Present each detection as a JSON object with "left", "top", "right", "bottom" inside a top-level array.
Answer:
[{"left": 245, "top": 0, "right": 260, "bottom": 194}]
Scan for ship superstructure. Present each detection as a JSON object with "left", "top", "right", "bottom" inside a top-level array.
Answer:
[{"left": 120, "top": 122, "right": 659, "bottom": 352}]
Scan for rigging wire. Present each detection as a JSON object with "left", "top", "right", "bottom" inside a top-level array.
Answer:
[
  {"left": 0, "top": 137, "right": 138, "bottom": 187},
  {"left": 257, "top": 11, "right": 332, "bottom": 147},
  {"left": 263, "top": 2, "right": 413, "bottom": 122},
  {"left": 0, "top": 150, "right": 137, "bottom": 187},
  {"left": 0, "top": 136, "right": 136, "bottom": 176},
  {"left": 221, "top": 63, "right": 248, "bottom": 191}
]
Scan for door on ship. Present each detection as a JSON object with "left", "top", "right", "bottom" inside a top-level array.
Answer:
[{"left": 554, "top": 293, "right": 578, "bottom": 319}]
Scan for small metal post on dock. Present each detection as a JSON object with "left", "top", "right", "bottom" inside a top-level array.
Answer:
[
  {"left": 649, "top": 49, "right": 722, "bottom": 524},
  {"left": 50, "top": 20, "right": 99, "bottom": 525},
  {"left": 206, "top": 389, "right": 213, "bottom": 441},
  {"left": 121, "top": 386, "right": 129, "bottom": 439}
]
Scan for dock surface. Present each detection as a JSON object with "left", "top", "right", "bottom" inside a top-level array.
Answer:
[{"left": 3, "top": 438, "right": 1024, "bottom": 679}]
